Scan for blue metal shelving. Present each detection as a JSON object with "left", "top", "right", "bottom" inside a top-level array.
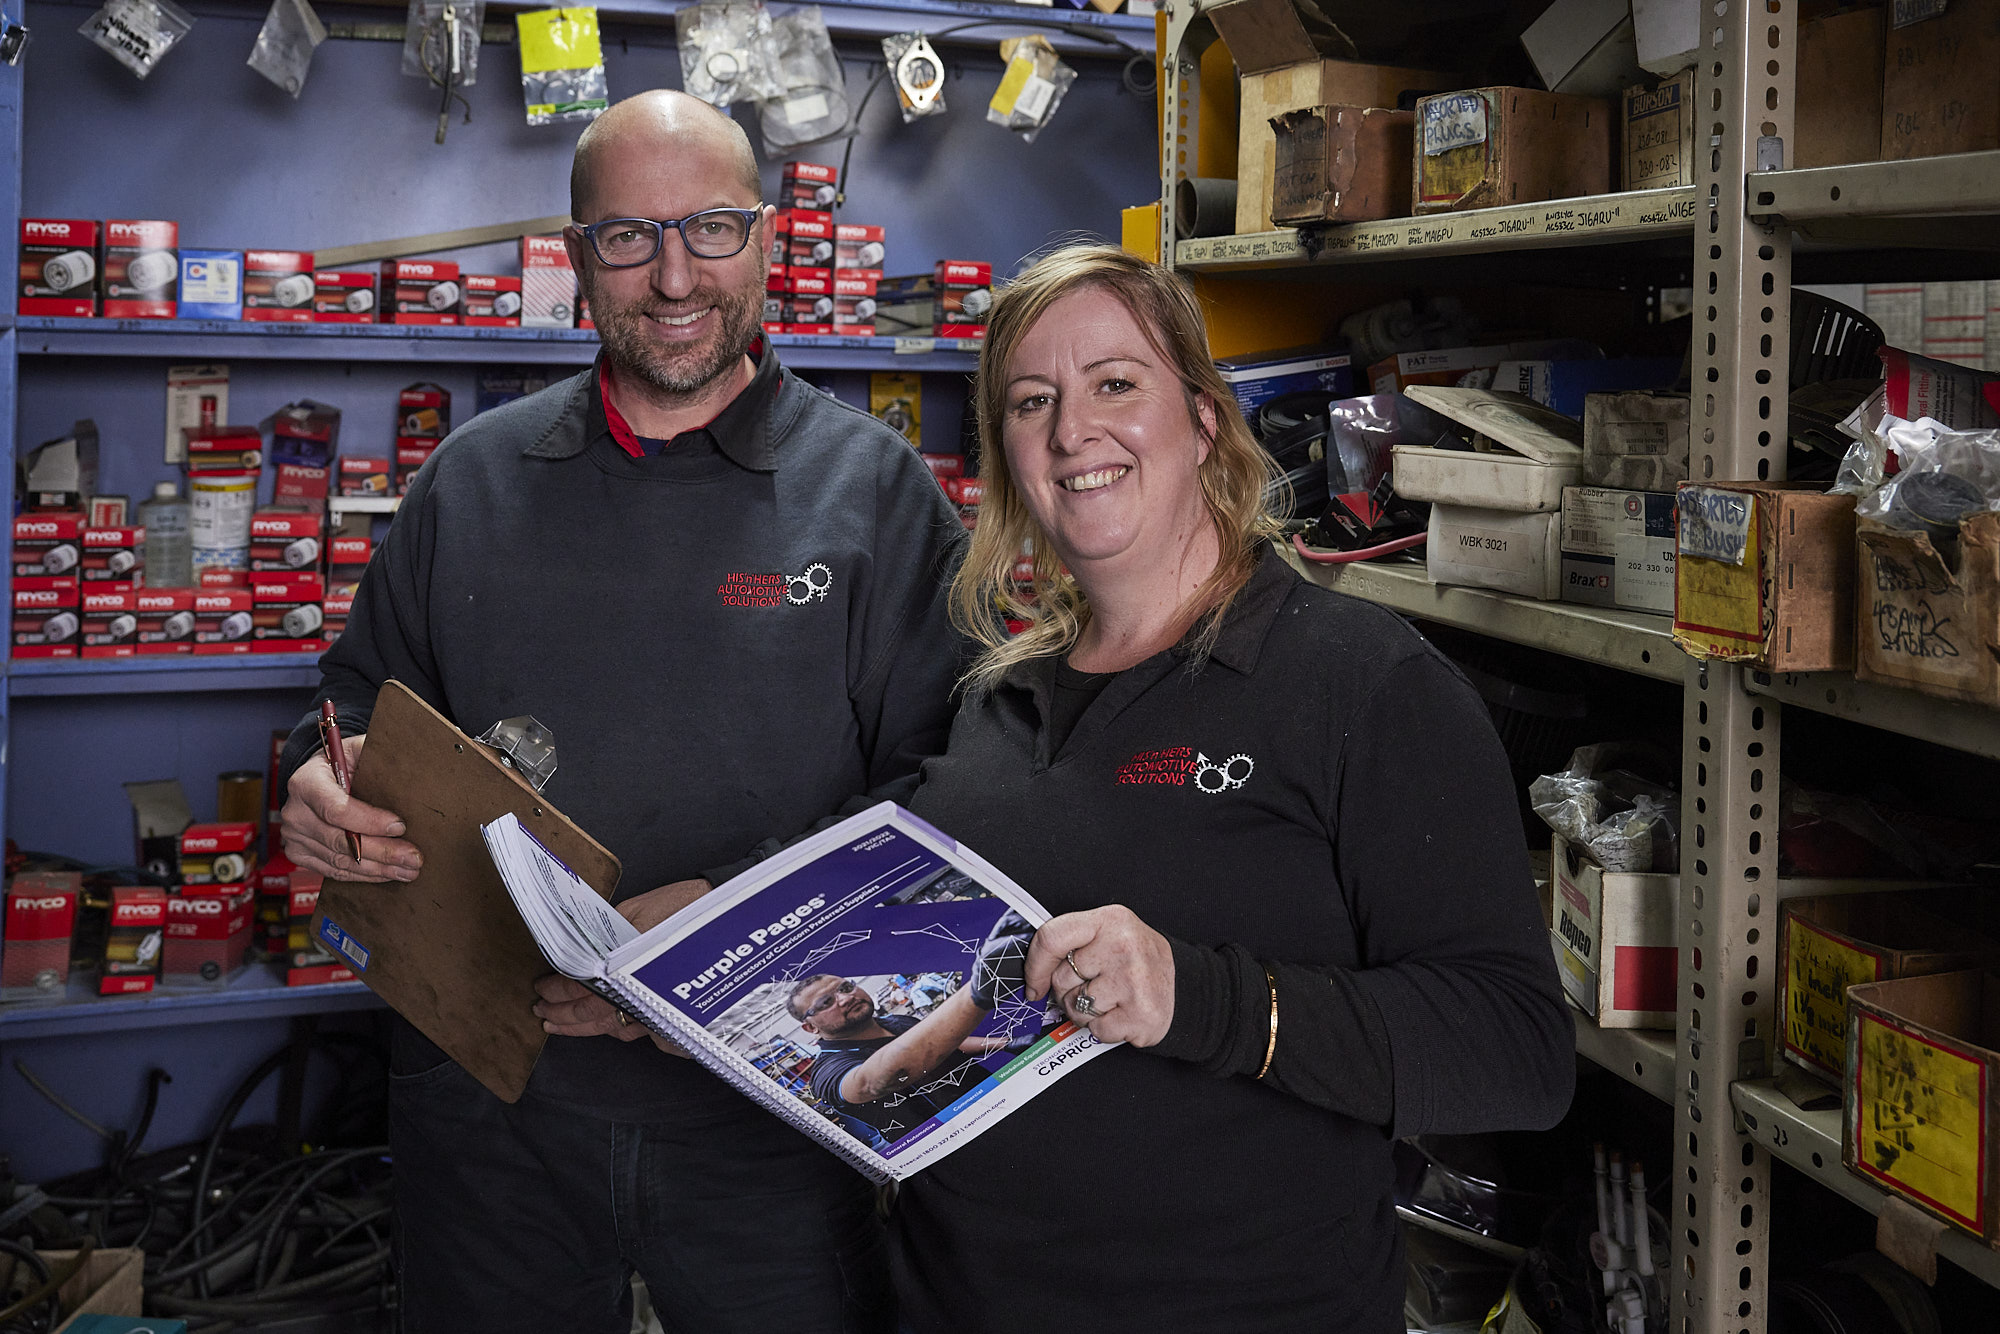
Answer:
[
  {"left": 0, "top": 968, "right": 381, "bottom": 1042},
  {"left": 6, "top": 653, "right": 326, "bottom": 697}
]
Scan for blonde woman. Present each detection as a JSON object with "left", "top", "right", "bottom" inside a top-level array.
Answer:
[{"left": 893, "top": 245, "right": 1573, "bottom": 1331}]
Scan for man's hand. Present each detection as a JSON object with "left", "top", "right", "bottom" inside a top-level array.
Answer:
[
  {"left": 279, "top": 734, "right": 422, "bottom": 883},
  {"left": 529, "top": 878, "right": 714, "bottom": 1055},
  {"left": 1025, "top": 906, "right": 1176, "bottom": 1047}
]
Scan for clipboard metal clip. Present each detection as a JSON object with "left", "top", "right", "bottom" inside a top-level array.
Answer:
[{"left": 475, "top": 715, "right": 558, "bottom": 792}]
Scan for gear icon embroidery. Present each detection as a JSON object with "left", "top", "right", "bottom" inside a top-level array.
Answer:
[
  {"left": 1193, "top": 752, "right": 1254, "bottom": 794},
  {"left": 786, "top": 562, "right": 833, "bottom": 605}
]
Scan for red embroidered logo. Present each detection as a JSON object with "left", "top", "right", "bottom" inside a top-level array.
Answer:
[
  {"left": 1115, "top": 748, "right": 1254, "bottom": 792},
  {"left": 715, "top": 564, "right": 833, "bottom": 608}
]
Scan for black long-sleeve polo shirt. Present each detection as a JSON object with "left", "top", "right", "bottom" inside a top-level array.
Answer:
[{"left": 893, "top": 549, "right": 1574, "bottom": 1332}]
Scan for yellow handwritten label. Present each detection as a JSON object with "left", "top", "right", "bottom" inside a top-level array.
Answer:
[
  {"left": 1673, "top": 499, "right": 1763, "bottom": 658},
  {"left": 1855, "top": 1012, "right": 1987, "bottom": 1233},
  {"left": 1785, "top": 919, "right": 1882, "bottom": 1075}
]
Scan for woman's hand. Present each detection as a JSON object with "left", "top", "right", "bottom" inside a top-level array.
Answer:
[{"left": 1024, "top": 906, "right": 1175, "bottom": 1047}]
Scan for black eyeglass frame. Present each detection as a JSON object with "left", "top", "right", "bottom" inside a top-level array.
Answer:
[
  {"left": 801, "top": 979, "right": 859, "bottom": 1018},
  {"left": 571, "top": 208, "right": 765, "bottom": 267}
]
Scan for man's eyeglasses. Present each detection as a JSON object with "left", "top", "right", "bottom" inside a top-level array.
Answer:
[
  {"left": 573, "top": 209, "right": 762, "bottom": 267},
  {"left": 802, "top": 979, "right": 859, "bottom": 1018}
]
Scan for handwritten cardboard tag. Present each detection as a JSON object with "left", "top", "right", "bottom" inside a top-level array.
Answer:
[{"left": 1422, "top": 93, "right": 1488, "bottom": 157}]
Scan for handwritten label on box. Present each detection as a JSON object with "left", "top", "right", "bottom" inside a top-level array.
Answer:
[
  {"left": 1786, "top": 918, "right": 1882, "bottom": 1075},
  {"left": 1678, "top": 488, "right": 1754, "bottom": 566},
  {"left": 1855, "top": 1011, "right": 1985, "bottom": 1233},
  {"left": 1423, "top": 94, "right": 1488, "bottom": 157}
]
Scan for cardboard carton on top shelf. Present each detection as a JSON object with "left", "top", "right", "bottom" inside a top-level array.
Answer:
[
  {"left": 1621, "top": 70, "right": 1695, "bottom": 192},
  {"left": 1631, "top": 0, "right": 1699, "bottom": 77},
  {"left": 1673, "top": 482, "right": 1856, "bottom": 673},
  {"left": 1855, "top": 511, "right": 2000, "bottom": 708},
  {"left": 1521, "top": 0, "right": 1645, "bottom": 97},
  {"left": 1881, "top": 0, "right": 2000, "bottom": 161},
  {"left": 1795, "top": 6, "right": 1884, "bottom": 169},
  {"left": 1413, "top": 87, "right": 1613, "bottom": 215},
  {"left": 1269, "top": 105, "right": 1415, "bottom": 226}
]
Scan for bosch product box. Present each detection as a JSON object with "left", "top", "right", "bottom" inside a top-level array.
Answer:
[
  {"left": 182, "top": 425, "right": 264, "bottom": 475},
  {"left": 338, "top": 457, "right": 392, "bottom": 497},
  {"left": 192, "top": 588, "right": 254, "bottom": 654},
  {"left": 177, "top": 250, "right": 243, "bottom": 321},
  {"left": 933, "top": 260, "right": 992, "bottom": 339},
  {"left": 396, "top": 439, "right": 439, "bottom": 493},
  {"left": 274, "top": 462, "right": 330, "bottom": 512},
  {"left": 81, "top": 588, "right": 140, "bottom": 658},
  {"left": 13, "top": 511, "right": 84, "bottom": 578},
  {"left": 398, "top": 383, "right": 451, "bottom": 439},
  {"left": 180, "top": 822, "right": 258, "bottom": 887},
  {"left": 251, "top": 573, "right": 325, "bottom": 650},
  {"left": 1559, "top": 486, "right": 1676, "bottom": 614},
  {"left": 2, "top": 870, "right": 81, "bottom": 1000},
  {"left": 270, "top": 400, "right": 341, "bottom": 469},
  {"left": 249, "top": 510, "right": 323, "bottom": 573},
  {"left": 104, "top": 220, "right": 179, "bottom": 319},
  {"left": 1214, "top": 345, "right": 1355, "bottom": 418},
  {"left": 134, "top": 588, "right": 196, "bottom": 655},
  {"left": 81, "top": 526, "right": 142, "bottom": 587},
  {"left": 164, "top": 885, "right": 255, "bottom": 986},
  {"left": 243, "top": 250, "right": 316, "bottom": 322},
  {"left": 463, "top": 274, "right": 523, "bottom": 326},
  {"left": 328, "top": 534, "right": 371, "bottom": 593},
  {"left": 19, "top": 218, "right": 101, "bottom": 317},
  {"left": 521, "top": 235, "right": 578, "bottom": 328},
  {"left": 379, "top": 259, "right": 461, "bottom": 325},
  {"left": 780, "top": 160, "right": 839, "bottom": 209},
  {"left": 312, "top": 270, "right": 377, "bottom": 322},
  {"left": 102, "top": 885, "right": 168, "bottom": 994},
  {"left": 834, "top": 224, "right": 886, "bottom": 280},
  {"left": 12, "top": 579, "right": 80, "bottom": 659}
]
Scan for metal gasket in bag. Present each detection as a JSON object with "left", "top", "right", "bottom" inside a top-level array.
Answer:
[
  {"left": 247, "top": 0, "right": 327, "bottom": 99},
  {"left": 677, "top": 0, "right": 780, "bottom": 107},
  {"left": 884, "top": 31, "right": 945, "bottom": 121},
  {"left": 517, "top": 6, "right": 609, "bottom": 125}
]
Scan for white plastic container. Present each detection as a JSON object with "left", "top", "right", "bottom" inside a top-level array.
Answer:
[
  {"left": 189, "top": 473, "right": 256, "bottom": 573},
  {"left": 137, "top": 481, "right": 193, "bottom": 587},
  {"left": 1393, "top": 385, "right": 1588, "bottom": 513}
]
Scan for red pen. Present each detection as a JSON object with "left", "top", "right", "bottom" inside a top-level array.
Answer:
[{"left": 318, "top": 700, "right": 365, "bottom": 862}]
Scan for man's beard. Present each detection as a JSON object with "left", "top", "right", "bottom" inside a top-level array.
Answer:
[{"left": 589, "top": 280, "right": 762, "bottom": 397}]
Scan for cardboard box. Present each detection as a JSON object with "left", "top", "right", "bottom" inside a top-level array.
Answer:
[
  {"left": 46, "top": 1246, "right": 149, "bottom": 1331},
  {"left": 179, "top": 821, "right": 258, "bottom": 886},
  {"left": 274, "top": 462, "right": 329, "bottom": 512},
  {"left": 777, "top": 211, "right": 836, "bottom": 268},
  {"left": 834, "top": 223, "right": 886, "bottom": 279},
  {"left": 81, "top": 525, "right": 142, "bottom": 586},
  {"left": 177, "top": 250, "right": 242, "bottom": 320},
  {"left": 520, "top": 235, "right": 577, "bottom": 327},
  {"left": 19, "top": 218, "right": 100, "bottom": 317},
  {"left": 21, "top": 422, "right": 99, "bottom": 510},
  {"left": 1781, "top": 892, "right": 1999, "bottom": 1084},
  {"left": 780, "top": 160, "right": 839, "bottom": 210},
  {"left": 397, "top": 439, "right": 439, "bottom": 493},
  {"left": 270, "top": 400, "right": 341, "bottom": 468},
  {"left": 249, "top": 509, "right": 323, "bottom": 573},
  {"left": 1582, "top": 390, "right": 1689, "bottom": 490},
  {"left": 1881, "top": 0, "right": 2000, "bottom": 161},
  {"left": 183, "top": 425, "right": 264, "bottom": 474},
  {"left": 379, "top": 259, "right": 460, "bottom": 325},
  {"left": 398, "top": 383, "right": 451, "bottom": 439},
  {"left": 311, "top": 270, "right": 376, "bottom": 322},
  {"left": 1414, "top": 88, "right": 1613, "bottom": 214},
  {"left": 1426, "top": 504, "right": 1562, "bottom": 600},
  {"left": 134, "top": 589, "right": 196, "bottom": 654},
  {"left": 103, "top": 220, "right": 178, "bottom": 319},
  {"left": 944, "top": 475, "right": 983, "bottom": 530},
  {"left": 1844, "top": 969, "right": 2000, "bottom": 1245},
  {"left": 1621, "top": 71, "right": 1694, "bottom": 191},
  {"left": 1395, "top": 385, "right": 1587, "bottom": 513},
  {"left": 14, "top": 511, "right": 84, "bottom": 578},
  {"left": 1559, "top": 486, "right": 1677, "bottom": 613},
  {"left": 463, "top": 274, "right": 522, "bottom": 327},
  {"left": 1796, "top": 6, "right": 1884, "bottom": 169},
  {"left": 3, "top": 870, "right": 81, "bottom": 1000},
  {"left": 323, "top": 592, "right": 353, "bottom": 645},
  {"left": 251, "top": 573, "right": 325, "bottom": 650},
  {"left": 101, "top": 885, "right": 166, "bottom": 993},
  {"left": 1632, "top": 0, "right": 1698, "bottom": 77},
  {"left": 934, "top": 260, "right": 991, "bottom": 340},
  {"left": 192, "top": 589, "right": 253, "bottom": 653},
  {"left": 1490, "top": 357, "right": 1681, "bottom": 420},
  {"left": 1855, "top": 511, "right": 2000, "bottom": 706},
  {"left": 80, "top": 588, "right": 139, "bottom": 656},
  {"left": 164, "top": 884, "right": 255, "bottom": 985},
  {"left": 338, "top": 457, "right": 392, "bottom": 498},
  {"left": 1673, "top": 483, "right": 1855, "bottom": 671},
  {"left": 13, "top": 579, "right": 80, "bottom": 659},
  {"left": 1522, "top": 0, "right": 1643, "bottom": 97},
  {"left": 243, "top": 250, "right": 316, "bottom": 322},
  {"left": 1269, "top": 105, "right": 1415, "bottom": 226}
]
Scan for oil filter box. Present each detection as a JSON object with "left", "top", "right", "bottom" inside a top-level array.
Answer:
[
  {"left": 182, "top": 425, "right": 264, "bottom": 474},
  {"left": 177, "top": 251, "right": 242, "bottom": 321},
  {"left": 164, "top": 885, "right": 255, "bottom": 986},
  {"left": 134, "top": 589, "right": 196, "bottom": 655},
  {"left": 463, "top": 275, "right": 522, "bottom": 326},
  {"left": 397, "top": 383, "right": 450, "bottom": 439},
  {"left": 20, "top": 219, "right": 101, "bottom": 316},
  {"left": 521, "top": 236, "right": 578, "bottom": 328},
  {"left": 2, "top": 870, "right": 81, "bottom": 1000},
  {"left": 251, "top": 573, "right": 325, "bottom": 651},
  {"left": 834, "top": 223, "right": 885, "bottom": 280},
  {"left": 82, "top": 525, "right": 142, "bottom": 587},
  {"left": 312, "top": 270, "right": 377, "bottom": 322},
  {"left": 13, "top": 511, "right": 84, "bottom": 578},
  {"left": 270, "top": 400, "right": 341, "bottom": 469},
  {"left": 102, "top": 885, "right": 167, "bottom": 994},
  {"left": 249, "top": 510, "right": 323, "bottom": 573},
  {"left": 337, "top": 457, "right": 392, "bottom": 497},
  {"left": 776, "top": 210, "right": 835, "bottom": 268},
  {"left": 192, "top": 588, "right": 253, "bottom": 654},
  {"left": 179, "top": 822, "right": 258, "bottom": 887},
  {"left": 13, "top": 578, "right": 80, "bottom": 659},
  {"left": 328, "top": 534, "right": 371, "bottom": 594},
  {"left": 274, "top": 462, "right": 329, "bottom": 512},
  {"left": 243, "top": 251, "right": 316, "bottom": 323},
  {"left": 81, "top": 589, "right": 139, "bottom": 658},
  {"left": 256, "top": 856, "right": 293, "bottom": 954},
  {"left": 934, "top": 260, "right": 992, "bottom": 339},
  {"left": 781, "top": 160, "right": 839, "bottom": 209},
  {"left": 378, "top": 259, "right": 460, "bottom": 325},
  {"left": 1413, "top": 88, "right": 1612, "bottom": 214},
  {"left": 396, "top": 439, "right": 439, "bottom": 493},
  {"left": 104, "top": 220, "right": 179, "bottom": 319}
]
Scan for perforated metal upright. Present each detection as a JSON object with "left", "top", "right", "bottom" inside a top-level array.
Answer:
[
  {"left": 1157, "top": 3, "right": 1212, "bottom": 267},
  {"left": 1675, "top": 4, "right": 1797, "bottom": 1330}
]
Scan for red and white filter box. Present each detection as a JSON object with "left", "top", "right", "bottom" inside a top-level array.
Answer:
[
  {"left": 323, "top": 591, "right": 353, "bottom": 646},
  {"left": 521, "top": 235, "right": 578, "bottom": 328},
  {"left": 13, "top": 577, "right": 80, "bottom": 659},
  {"left": 287, "top": 872, "right": 356, "bottom": 985},
  {"left": 834, "top": 224, "right": 886, "bottom": 280},
  {"left": 2, "top": 871, "right": 81, "bottom": 1000},
  {"left": 338, "top": 457, "right": 392, "bottom": 497},
  {"left": 249, "top": 509, "right": 324, "bottom": 573},
  {"left": 922, "top": 453, "right": 964, "bottom": 483},
  {"left": 780, "top": 160, "right": 839, "bottom": 209},
  {"left": 19, "top": 219, "right": 100, "bottom": 317},
  {"left": 193, "top": 588, "right": 254, "bottom": 654},
  {"left": 251, "top": 573, "right": 325, "bottom": 651},
  {"left": 398, "top": 382, "right": 451, "bottom": 439},
  {"left": 180, "top": 821, "right": 258, "bottom": 887},
  {"left": 835, "top": 274, "right": 878, "bottom": 334},
  {"left": 135, "top": 588, "right": 196, "bottom": 655},
  {"left": 379, "top": 259, "right": 460, "bottom": 325},
  {"left": 257, "top": 855, "right": 294, "bottom": 953},
  {"left": 198, "top": 567, "right": 249, "bottom": 591},
  {"left": 81, "top": 588, "right": 139, "bottom": 658},
  {"left": 775, "top": 210, "right": 834, "bottom": 268},
  {"left": 275, "top": 462, "right": 330, "bottom": 512},
  {"left": 328, "top": 534, "right": 372, "bottom": 595},
  {"left": 464, "top": 274, "right": 523, "bottom": 327},
  {"left": 102, "top": 885, "right": 168, "bottom": 994},
  {"left": 104, "top": 220, "right": 179, "bottom": 319},
  {"left": 396, "top": 439, "right": 439, "bottom": 493},
  {"left": 82, "top": 526, "right": 143, "bottom": 587},
  {"left": 945, "top": 476, "right": 983, "bottom": 529},
  {"left": 243, "top": 250, "right": 316, "bottom": 323},
  {"left": 164, "top": 885, "right": 255, "bottom": 985},
  {"left": 934, "top": 260, "right": 992, "bottom": 340},
  {"left": 312, "top": 270, "right": 377, "bottom": 322},
  {"left": 13, "top": 511, "right": 83, "bottom": 578},
  {"left": 183, "top": 425, "right": 264, "bottom": 475}
]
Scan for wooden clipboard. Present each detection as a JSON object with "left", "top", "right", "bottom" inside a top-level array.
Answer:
[{"left": 310, "top": 681, "right": 622, "bottom": 1102}]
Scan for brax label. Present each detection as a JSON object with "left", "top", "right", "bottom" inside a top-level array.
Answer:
[{"left": 715, "top": 564, "right": 833, "bottom": 607}]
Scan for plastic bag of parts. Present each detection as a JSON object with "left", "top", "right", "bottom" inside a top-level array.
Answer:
[
  {"left": 402, "top": 0, "right": 484, "bottom": 88},
  {"left": 755, "top": 8, "right": 850, "bottom": 154},
  {"left": 1832, "top": 347, "right": 2000, "bottom": 494},
  {"left": 678, "top": 0, "right": 780, "bottom": 108},
  {"left": 987, "top": 36, "right": 1075, "bottom": 144},
  {"left": 79, "top": 0, "right": 195, "bottom": 80},
  {"left": 1847, "top": 416, "right": 2000, "bottom": 561},
  {"left": 517, "top": 7, "right": 609, "bottom": 126},
  {"left": 1529, "top": 744, "right": 1680, "bottom": 874},
  {"left": 883, "top": 31, "right": 946, "bottom": 123},
  {"left": 247, "top": 0, "right": 327, "bottom": 99}
]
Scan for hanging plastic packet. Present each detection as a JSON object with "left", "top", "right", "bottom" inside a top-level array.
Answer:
[
  {"left": 517, "top": 8, "right": 609, "bottom": 125},
  {"left": 677, "top": 0, "right": 779, "bottom": 108},
  {"left": 754, "top": 7, "right": 849, "bottom": 154},
  {"left": 883, "top": 31, "right": 945, "bottom": 122},
  {"left": 402, "top": 0, "right": 483, "bottom": 87},
  {"left": 986, "top": 35, "right": 1074, "bottom": 144},
  {"left": 79, "top": 0, "right": 194, "bottom": 80},
  {"left": 247, "top": 0, "right": 327, "bottom": 99}
]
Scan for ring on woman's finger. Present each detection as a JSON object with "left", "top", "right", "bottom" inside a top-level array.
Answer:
[
  {"left": 1065, "top": 949, "right": 1092, "bottom": 982},
  {"left": 1072, "top": 989, "right": 1099, "bottom": 1017}
]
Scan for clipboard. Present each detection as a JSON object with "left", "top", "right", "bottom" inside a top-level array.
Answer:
[{"left": 310, "top": 680, "right": 622, "bottom": 1102}]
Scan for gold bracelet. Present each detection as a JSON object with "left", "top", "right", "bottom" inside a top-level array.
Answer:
[{"left": 1255, "top": 966, "right": 1279, "bottom": 1080}]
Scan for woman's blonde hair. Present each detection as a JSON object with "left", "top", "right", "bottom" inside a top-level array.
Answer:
[{"left": 951, "top": 243, "right": 1283, "bottom": 692}]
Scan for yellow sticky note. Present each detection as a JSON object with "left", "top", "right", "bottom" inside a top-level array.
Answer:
[
  {"left": 1784, "top": 918, "right": 1882, "bottom": 1075},
  {"left": 1856, "top": 1011, "right": 1987, "bottom": 1233}
]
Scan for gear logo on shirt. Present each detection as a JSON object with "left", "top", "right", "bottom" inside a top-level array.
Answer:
[
  {"left": 1114, "top": 747, "right": 1254, "bottom": 793},
  {"left": 715, "top": 563, "right": 833, "bottom": 608}
]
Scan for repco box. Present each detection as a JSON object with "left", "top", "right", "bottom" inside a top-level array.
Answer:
[
  {"left": 378, "top": 259, "right": 460, "bottom": 325},
  {"left": 2, "top": 870, "right": 82, "bottom": 1000},
  {"left": 398, "top": 383, "right": 451, "bottom": 439},
  {"left": 192, "top": 588, "right": 253, "bottom": 654},
  {"left": 164, "top": 885, "right": 255, "bottom": 985},
  {"left": 81, "top": 589, "right": 139, "bottom": 658},
  {"left": 19, "top": 219, "right": 101, "bottom": 317},
  {"left": 243, "top": 250, "right": 316, "bottom": 322},
  {"left": 312, "top": 270, "right": 377, "bottom": 322},
  {"left": 14, "top": 511, "right": 84, "bottom": 578},
  {"left": 464, "top": 274, "right": 523, "bottom": 327},
  {"left": 251, "top": 573, "right": 325, "bottom": 650},
  {"left": 135, "top": 588, "right": 196, "bottom": 655},
  {"left": 521, "top": 235, "right": 578, "bottom": 328},
  {"left": 180, "top": 822, "right": 258, "bottom": 886},
  {"left": 780, "top": 160, "right": 839, "bottom": 209},
  {"left": 102, "top": 885, "right": 168, "bottom": 994},
  {"left": 81, "top": 526, "right": 143, "bottom": 587},
  {"left": 104, "top": 220, "right": 179, "bottom": 319},
  {"left": 13, "top": 580, "right": 80, "bottom": 659},
  {"left": 249, "top": 510, "right": 323, "bottom": 573},
  {"left": 934, "top": 261, "right": 992, "bottom": 339}
]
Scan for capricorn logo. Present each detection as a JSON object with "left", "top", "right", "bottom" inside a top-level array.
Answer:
[
  {"left": 787, "top": 562, "right": 833, "bottom": 605},
  {"left": 1193, "top": 752, "right": 1254, "bottom": 794}
]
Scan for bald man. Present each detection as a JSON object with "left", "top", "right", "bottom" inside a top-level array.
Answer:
[{"left": 278, "top": 92, "right": 967, "bottom": 1333}]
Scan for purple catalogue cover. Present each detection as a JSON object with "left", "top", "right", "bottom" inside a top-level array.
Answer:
[{"left": 484, "top": 802, "right": 1111, "bottom": 1179}]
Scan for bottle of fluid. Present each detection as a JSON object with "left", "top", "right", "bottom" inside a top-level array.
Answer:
[{"left": 138, "top": 480, "right": 193, "bottom": 587}]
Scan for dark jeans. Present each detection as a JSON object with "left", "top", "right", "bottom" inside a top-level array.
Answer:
[{"left": 389, "top": 1048, "right": 893, "bottom": 1334}]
